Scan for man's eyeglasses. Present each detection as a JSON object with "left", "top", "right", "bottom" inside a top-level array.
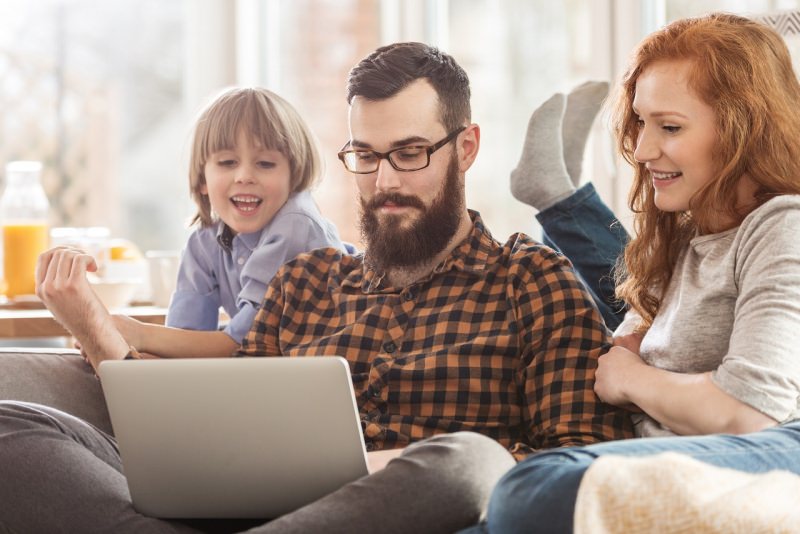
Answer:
[{"left": 338, "top": 126, "right": 466, "bottom": 174}]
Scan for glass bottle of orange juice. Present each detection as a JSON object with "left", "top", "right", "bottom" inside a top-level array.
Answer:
[{"left": 0, "top": 161, "right": 50, "bottom": 299}]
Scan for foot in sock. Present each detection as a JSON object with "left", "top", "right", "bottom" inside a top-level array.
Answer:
[
  {"left": 510, "top": 93, "right": 574, "bottom": 211},
  {"left": 562, "top": 81, "right": 609, "bottom": 186}
]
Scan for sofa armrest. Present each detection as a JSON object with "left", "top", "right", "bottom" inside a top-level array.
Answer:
[{"left": 0, "top": 348, "right": 113, "bottom": 435}]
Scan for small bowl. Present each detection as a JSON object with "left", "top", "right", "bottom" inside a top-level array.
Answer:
[{"left": 89, "top": 278, "right": 142, "bottom": 309}]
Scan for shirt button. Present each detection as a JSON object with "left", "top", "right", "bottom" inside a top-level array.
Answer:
[
  {"left": 366, "top": 442, "right": 375, "bottom": 452},
  {"left": 403, "top": 291, "right": 414, "bottom": 302},
  {"left": 383, "top": 341, "right": 396, "bottom": 353},
  {"left": 237, "top": 257, "right": 245, "bottom": 265}
]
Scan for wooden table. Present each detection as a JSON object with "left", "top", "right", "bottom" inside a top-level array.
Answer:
[{"left": 0, "top": 305, "right": 167, "bottom": 339}]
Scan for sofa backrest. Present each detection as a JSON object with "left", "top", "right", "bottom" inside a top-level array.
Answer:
[{"left": 0, "top": 348, "right": 113, "bottom": 435}]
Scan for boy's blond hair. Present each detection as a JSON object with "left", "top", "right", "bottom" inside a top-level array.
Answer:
[{"left": 189, "top": 87, "right": 322, "bottom": 227}]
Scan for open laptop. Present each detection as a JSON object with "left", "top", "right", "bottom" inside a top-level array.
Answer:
[{"left": 98, "top": 356, "right": 369, "bottom": 519}]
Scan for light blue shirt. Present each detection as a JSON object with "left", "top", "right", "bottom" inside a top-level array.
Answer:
[{"left": 166, "top": 191, "right": 345, "bottom": 344}]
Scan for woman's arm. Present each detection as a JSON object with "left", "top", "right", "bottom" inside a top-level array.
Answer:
[
  {"left": 594, "top": 345, "right": 777, "bottom": 435},
  {"left": 597, "top": 199, "right": 800, "bottom": 436},
  {"left": 113, "top": 315, "right": 239, "bottom": 358}
]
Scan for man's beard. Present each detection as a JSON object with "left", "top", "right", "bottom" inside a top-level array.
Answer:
[{"left": 359, "top": 155, "right": 464, "bottom": 273}]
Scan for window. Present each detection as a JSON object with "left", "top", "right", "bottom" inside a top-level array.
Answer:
[
  {"left": 661, "top": 1, "right": 800, "bottom": 76},
  {"left": 0, "top": 0, "right": 187, "bottom": 252},
  {"left": 5, "top": 0, "right": 796, "bottom": 255},
  {"left": 251, "top": 0, "right": 611, "bottom": 244}
]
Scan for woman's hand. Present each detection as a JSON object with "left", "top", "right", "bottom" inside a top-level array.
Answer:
[{"left": 594, "top": 345, "right": 648, "bottom": 409}]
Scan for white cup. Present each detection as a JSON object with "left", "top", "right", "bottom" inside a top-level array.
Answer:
[{"left": 145, "top": 250, "right": 181, "bottom": 308}]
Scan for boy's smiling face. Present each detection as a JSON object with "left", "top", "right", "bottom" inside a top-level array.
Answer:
[{"left": 201, "top": 128, "right": 292, "bottom": 235}]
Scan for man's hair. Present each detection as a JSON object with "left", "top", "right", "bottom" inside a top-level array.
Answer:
[
  {"left": 188, "top": 87, "right": 322, "bottom": 227},
  {"left": 611, "top": 12, "right": 800, "bottom": 327},
  {"left": 346, "top": 42, "right": 471, "bottom": 131}
]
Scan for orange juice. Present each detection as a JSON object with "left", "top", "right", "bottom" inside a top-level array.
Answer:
[{"left": 2, "top": 223, "right": 49, "bottom": 297}]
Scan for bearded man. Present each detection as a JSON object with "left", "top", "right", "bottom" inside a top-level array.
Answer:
[{"left": 2, "top": 42, "right": 631, "bottom": 533}]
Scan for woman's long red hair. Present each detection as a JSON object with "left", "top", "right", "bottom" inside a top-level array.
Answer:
[{"left": 612, "top": 13, "right": 800, "bottom": 328}]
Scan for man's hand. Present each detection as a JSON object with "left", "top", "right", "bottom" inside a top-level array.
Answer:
[
  {"left": 594, "top": 345, "right": 647, "bottom": 411},
  {"left": 36, "top": 247, "right": 129, "bottom": 369},
  {"left": 366, "top": 448, "right": 404, "bottom": 474},
  {"left": 36, "top": 246, "right": 102, "bottom": 337}
]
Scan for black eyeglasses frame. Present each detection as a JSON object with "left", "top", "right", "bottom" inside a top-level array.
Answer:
[{"left": 337, "top": 126, "right": 467, "bottom": 174}]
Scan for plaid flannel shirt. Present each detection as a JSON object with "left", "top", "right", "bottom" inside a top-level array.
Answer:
[{"left": 240, "top": 211, "right": 633, "bottom": 459}]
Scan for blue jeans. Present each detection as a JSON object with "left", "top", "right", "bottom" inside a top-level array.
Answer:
[
  {"left": 464, "top": 422, "right": 800, "bottom": 534},
  {"left": 537, "top": 183, "right": 629, "bottom": 330}
]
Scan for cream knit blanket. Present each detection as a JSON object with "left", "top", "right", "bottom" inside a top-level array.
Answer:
[{"left": 574, "top": 452, "right": 800, "bottom": 533}]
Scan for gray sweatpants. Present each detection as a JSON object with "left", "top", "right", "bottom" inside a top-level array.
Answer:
[{"left": 0, "top": 401, "right": 515, "bottom": 533}]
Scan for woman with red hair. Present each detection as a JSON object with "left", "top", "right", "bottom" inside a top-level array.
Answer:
[{"left": 474, "top": 12, "right": 800, "bottom": 533}]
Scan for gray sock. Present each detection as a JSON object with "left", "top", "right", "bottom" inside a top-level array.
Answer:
[
  {"left": 510, "top": 93, "right": 574, "bottom": 211},
  {"left": 562, "top": 81, "right": 609, "bottom": 186}
]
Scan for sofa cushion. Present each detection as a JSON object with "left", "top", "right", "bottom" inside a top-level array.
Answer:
[{"left": 0, "top": 348, "right": 113, "bottom": 435}]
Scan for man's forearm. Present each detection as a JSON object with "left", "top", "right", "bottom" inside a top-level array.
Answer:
[
  {"left": 68, "top": 303, "right": 130, "bottom": 368},
  {"left": 36, "top": 247, "right": 130, "bottom": 367}
]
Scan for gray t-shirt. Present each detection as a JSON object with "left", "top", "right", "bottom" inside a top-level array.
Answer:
[{"left": 618, "top": 195, "right": 800, "bottom": 437}]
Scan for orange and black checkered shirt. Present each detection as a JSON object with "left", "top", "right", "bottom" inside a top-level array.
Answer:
[{"left": 240, "top": 211, "right": 633, "bottom": 459}]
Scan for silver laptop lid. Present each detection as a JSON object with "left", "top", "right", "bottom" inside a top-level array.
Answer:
[{"left": 99, "top": 356, "right": 369, "bottom": 519}]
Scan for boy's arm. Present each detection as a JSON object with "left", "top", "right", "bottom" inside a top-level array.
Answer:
[
  {"left": 113, "top": 316, "right": 239, "bottom": 358},
  {"left": 167, "top": 231, "right": 221, "bottom": 331}
]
